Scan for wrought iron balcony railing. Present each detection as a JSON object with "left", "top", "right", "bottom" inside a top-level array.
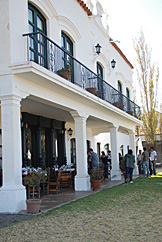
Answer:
[{"left": 23, "top": 32, "right": 141, "bottom": 120}]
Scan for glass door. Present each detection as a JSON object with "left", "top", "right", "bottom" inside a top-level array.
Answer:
[
  {"left": 61, "top": 32, "right": 73, "bottom": 82},
  {"left": 28, "top": 3, "right": 47, "bottom": 67}
]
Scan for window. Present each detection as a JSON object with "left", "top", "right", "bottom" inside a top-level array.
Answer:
[
  {"left": 87, "top": 140, "right": 91, "bottom": 151},
  {"left": 28, "top": 3, "right": 47, "bottom": 66},
  {"left": 61, "top": 32, "right": 73, "bottom": 82},
  {"left": 97, "top": 142, "right": 101, "bottom": 161},
  {"left": 70, "top": 138, "right": 76, "bottom": 164}
]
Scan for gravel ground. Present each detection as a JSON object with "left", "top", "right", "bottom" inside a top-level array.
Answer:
[{"left": 0, "top": 214, "right": 33, "bottom": 228}]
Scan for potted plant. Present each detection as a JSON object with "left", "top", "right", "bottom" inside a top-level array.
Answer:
[
  {"left": 90, "top": 167, "right": 103, "bottom": 191},
  {"left": 57, "top": 65, "right": 70, "bottom": 80},
  {"left": 24, "top": 170, "right": 47, "bottom": 213}
]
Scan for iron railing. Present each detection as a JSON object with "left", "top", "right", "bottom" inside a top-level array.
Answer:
[{"left": 23, "top": 32, "right": 141, "bottom": 120}]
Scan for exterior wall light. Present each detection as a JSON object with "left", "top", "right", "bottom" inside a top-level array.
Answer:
[
  {"left": 111, "top": 59, "right": 116, "bottom": 69},
  {"left": 68, "top": 128, "right": 73, "bottom": 137},
  {"left": 95, "top": 43, "right": 102, "bottom": 55}
]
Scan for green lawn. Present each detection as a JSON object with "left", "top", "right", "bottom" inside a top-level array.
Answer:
[{"left": 1, "top": 173, "right": 162, "bottom": 242}]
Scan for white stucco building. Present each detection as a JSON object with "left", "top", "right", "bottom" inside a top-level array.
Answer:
[{"left": 0, "top": 0, "right": 142, "bottom": 213}]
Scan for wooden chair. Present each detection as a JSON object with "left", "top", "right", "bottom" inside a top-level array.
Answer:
[
  {"left": 27, "top": 185, "right": 40, "bottom": 199},
  {"left": 47, "top": 168, "right": 62, "bottom": 195},
  {"left": 61, "top": 171, "right": 72, "bottom": 189}
]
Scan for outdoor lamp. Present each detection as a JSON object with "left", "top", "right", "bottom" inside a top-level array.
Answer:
[
  {"left": 111, "top": 59, "right": 116, "bottom": 69},
  {"left": 95, "top": 43, "right": 102, "bottom": 55},
  {"left": 68, "top": 128, "right": 73, "bottom": 137}
]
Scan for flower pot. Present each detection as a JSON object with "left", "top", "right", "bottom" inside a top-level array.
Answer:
[
  {"left": 86, "top": 88, "right": 99, "bottom": 97},
  {"left": 128, "top": 111, "right": 133, "bottom": 115},
  {"left": 26, "top": 199, "right": 41, "bottom": 213},
  {"left": 113, "top": 102, "right": 121, "bottom": 108},
  {"left": 57, "top": 70, "right": 70, "bottom": 80},
  {"left": 91, "top": 180, "right": 101, "bottom": 191}
]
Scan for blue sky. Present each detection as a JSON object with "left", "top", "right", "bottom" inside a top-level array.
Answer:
[{"left": 99, "top": 0, "right": 162, "bottom": 92}]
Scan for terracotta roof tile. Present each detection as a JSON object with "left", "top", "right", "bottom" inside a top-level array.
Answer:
[
  {"left": 77, "top": 0, "right": 92, "bottom": 16},
  {"left": 76, "top": 1, "right": 132, "bottom": 69},
  {"left": 110, "top": 42, "right": 134, "bottom": 69}
]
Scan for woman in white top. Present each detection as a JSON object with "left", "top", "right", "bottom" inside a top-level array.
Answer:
[{"left": 150, "top": 147, "right": 157, "bottom": 175}]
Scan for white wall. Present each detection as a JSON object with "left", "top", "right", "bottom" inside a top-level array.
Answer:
[{"left": 0, "top": 0, "right": 134, "bottom": 99}]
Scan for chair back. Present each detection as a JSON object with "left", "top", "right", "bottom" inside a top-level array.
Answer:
[
  {"left": 48, "top": 167, "right": 56, "bottom": 182},
  {"left": 61, "top": 171, "right": 72, "bottom": 188}
]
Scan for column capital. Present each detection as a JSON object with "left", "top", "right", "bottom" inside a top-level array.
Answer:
[
  {"left": 0, "top": 92, "right": 29, "bottom": 103},
  {"left": 129, "top": 130, "right": 135, "bottom": 135},
  {"left": 109, "top": 125, "right": 119, "bottom": 132},
  {"left": 70, "top": 111, "right": 89, "bottom": 120}
]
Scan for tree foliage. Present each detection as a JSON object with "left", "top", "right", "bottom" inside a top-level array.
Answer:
[{"left": 133, "top": 30, "right": 159, "bottom": 146}]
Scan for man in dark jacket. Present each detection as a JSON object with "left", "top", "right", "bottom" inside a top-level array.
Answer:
[
  {"left": 89, "top": 148, "right": 99, "bottom": 168},
  {"left": 124, "top": 149, "right": 135, "bottom": 183}
]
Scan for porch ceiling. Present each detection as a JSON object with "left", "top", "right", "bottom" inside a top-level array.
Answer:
[{"left": 21, "top": 95, "right": 113, "bottom": 130}]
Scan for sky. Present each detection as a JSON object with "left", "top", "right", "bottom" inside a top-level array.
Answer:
[{"left": 99, "top": 0, "right": 162, "bottom": 99}]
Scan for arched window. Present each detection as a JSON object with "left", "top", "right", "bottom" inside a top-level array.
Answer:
[{"left": 28, "top": 3, "right": 47, "bottom": 66}]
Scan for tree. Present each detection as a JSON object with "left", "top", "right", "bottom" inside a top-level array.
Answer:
[{"left": 133, "top": 30, "right": 159, "bottom": 146}]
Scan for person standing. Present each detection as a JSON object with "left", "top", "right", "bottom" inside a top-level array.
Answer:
[
  {"left": 149, "top": 148, "right": 152, "bottom": 175},
  {"left": 101, "top": 151, "right": 108, "bottom": 179},
  {"left": 141, "top": 147, "right": 150, "bottom": 177},
  {"left": 137, "top": 150, "right": 142, "bottom": 175},
  {"left": 89, "top": 148, "right": 99, "bottom": 168},
  {"left": 87, "top": 150, "right": 92, "bottom": 174},
  {"left": 150, "top": 147, "right": 157, "bottom": 175},
  {"left": 124, "top": 149, "right": 135, "bottom": 183},
  {"left": 119, "top": 153, "right": 126, "bottom": 182}
]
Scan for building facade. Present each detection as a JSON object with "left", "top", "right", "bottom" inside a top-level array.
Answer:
[{"left": 0, "top": 0, "right": 142, "bottom": 213}]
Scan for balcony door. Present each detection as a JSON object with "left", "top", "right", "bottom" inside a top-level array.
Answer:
[
  {"left": 61, "top": 32, "right": 73, "bottom": 82},
  {"left": 97, "top": 62, "right": 103, "bottom": 98},
  {"left": 126, "top": 88, "right": 130, "bottom": 112},
  {"left": 118, "top": 81, "right": 123, "bottom": 107},
  {"left": 28, "top": 3, "right": 47, "bottom": 67}
]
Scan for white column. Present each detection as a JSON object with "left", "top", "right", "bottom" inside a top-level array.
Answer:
[
  {"left": 109, "top": 126, "right": 121, "bottom": 181},
  {"left": 0, "top": 95, "right": 26, "bottom": 213},
  {"left": 129, "top": 131, "right": 138, "bottom": 175},
  {"left": 71, "top": 111, "right": 91, "bottom": 191}
]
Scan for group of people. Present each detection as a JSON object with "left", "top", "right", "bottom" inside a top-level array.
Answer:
[
  {"left": 137, "top": 147, "right": 157, "bottom": 177},
  {"left": 87, "top": 146, "right": 157, "bottom": 184},
  {"left": 87, "top": 148, "right": 111, "bottom": 180}
]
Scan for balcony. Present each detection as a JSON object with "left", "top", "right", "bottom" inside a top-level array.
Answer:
[{"left": 23, "top": 32, "right": 141, "bottom": 120}]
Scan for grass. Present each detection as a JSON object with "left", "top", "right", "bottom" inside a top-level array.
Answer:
[{"left": 1, "top": 173, "right": 162, "bottom": 241}]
